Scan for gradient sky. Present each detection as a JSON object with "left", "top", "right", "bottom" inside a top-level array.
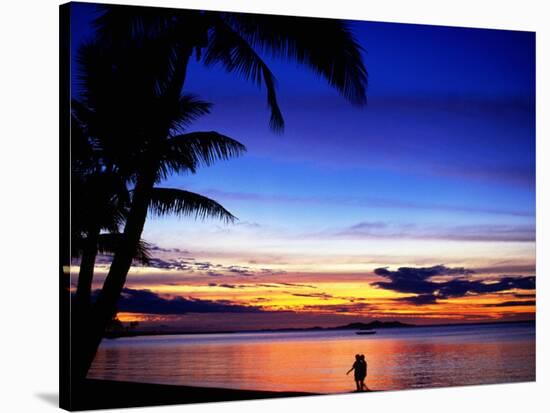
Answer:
[{"left": 70, "top": 3, "right": 536, "bottom": 330}]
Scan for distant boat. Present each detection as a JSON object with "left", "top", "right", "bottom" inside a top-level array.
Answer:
[{"left": 355, "top": 331, "right": 376, "bottom": 335}]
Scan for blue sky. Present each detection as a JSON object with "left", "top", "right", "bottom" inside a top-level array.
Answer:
[{"left": 168, "top": 20, "right": 536, "bottom": 242}]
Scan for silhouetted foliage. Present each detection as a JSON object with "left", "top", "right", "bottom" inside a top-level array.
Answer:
[{"left": 92, "top": 4, "right": 368, "bottom": 132}]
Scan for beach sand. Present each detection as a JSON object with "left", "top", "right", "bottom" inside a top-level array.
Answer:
[{"left": 69, "top": 379, "right": 318, "bottom": 410}]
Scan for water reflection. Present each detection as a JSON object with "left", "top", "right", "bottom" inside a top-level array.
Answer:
[{"left": 89, "top": 324, "right": 535, "bottom": 393}]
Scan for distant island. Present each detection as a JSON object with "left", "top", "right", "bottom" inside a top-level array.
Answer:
[
  {"left": 250, "top": 320, "right": 414, "bottom": 333},
  {"left": 104, "top": 318, "right": 535, "bottom": 339},
  {"left": 336, "top": 321, "right": 412, "bottom": 330},
  {"left": 104, "top": 320, "right": 410, "bottom": 339}
]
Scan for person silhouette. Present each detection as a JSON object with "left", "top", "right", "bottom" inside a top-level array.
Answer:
[
  {"left": 346, "top": 354, "right": 364, "bottom": 391},
  {"left": 358, "top": 354, "right": 368, "bottom": 391}
]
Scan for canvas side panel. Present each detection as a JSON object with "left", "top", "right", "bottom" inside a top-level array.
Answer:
[{"left": 59, "top": 2, "right": 72, "bottom": 411}]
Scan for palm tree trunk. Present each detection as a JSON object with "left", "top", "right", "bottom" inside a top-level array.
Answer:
[
  {"left": 72, "top": 168, "right": 157, "bottom": 382},
  {"left": 75, "top": 225, "right": 100, "bottom": 310},
  {"left": 71, "top": 225, "right": 100, "bottom": 385}
]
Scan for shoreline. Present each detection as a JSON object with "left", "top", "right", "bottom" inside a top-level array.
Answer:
[
  {"left": 104, "top": 319, "right": 535, "bottom": 339},
  {"left": 71, "top": 379, "right": 319, "bottom": 410}
]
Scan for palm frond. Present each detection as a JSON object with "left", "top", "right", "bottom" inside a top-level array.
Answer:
[
  {"left": 70, "top": 109, "right": 96, "bottom": 171},
  {"left": 96, "top": 233, "right": 152, "bottom": 265},
  {"left": 224, "top": 13, "right": 368, "bottom": 106},
  {"left": 149, "top": 187, "right": 236, "bottom": 223},
  {"left": 158, "top": 131, "right": 246, "bottom": 179},
  {"left": 72, "top": 233, "right": 151, "bottom": 265},
  {"left": 71, "top": 167, "right": 130, "bottom": 238},
  {"left": 204, "top": 15, "right": 284, "bottom": 132},
  {"left": 93, "top": 4, "right": 178, "bottom": 44},
  {"left": 165, "top": 94, "right": 212, "bottom": 135}
]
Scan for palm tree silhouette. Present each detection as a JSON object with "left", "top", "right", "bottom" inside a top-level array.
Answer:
[
  {"left": 93, "top": 4, "right": 368, "bottom": 132},
  {"left": 70, "top": 110, "right": 133, "bottom": 309},
  {"left": 69, "top": 5, "right": 369, "bottom": 383},
  {"left": 71, "top": 39, "right": 246, "bottom": 381}
]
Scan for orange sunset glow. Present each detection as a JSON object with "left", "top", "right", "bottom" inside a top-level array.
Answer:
[{"left": 72, "top": 247, "right": 535, "bottom": 329}]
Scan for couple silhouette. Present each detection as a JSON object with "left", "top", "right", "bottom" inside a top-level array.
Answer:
[{"left": 346, "top": 354, "right": 368, "bottom": 391}]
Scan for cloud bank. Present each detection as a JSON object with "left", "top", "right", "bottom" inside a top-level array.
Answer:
[
  {"left": 114, "top": 288, "right": 264, "bottom": 314},
  {"left": 373, "top": 265, "right": 535, "bottom": 305}
]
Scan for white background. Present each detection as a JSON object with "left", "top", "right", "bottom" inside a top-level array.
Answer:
[{"left": 0, "top": 0, "right": 548, "bottom": 411}]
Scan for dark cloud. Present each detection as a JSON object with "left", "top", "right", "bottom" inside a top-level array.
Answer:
[
  {"left": 194, "top": 261, "right": 213, "bottom": 270},
  {"left": 514, "top": 293, "right": 536, "bottom": 299},
  {"left": 207, "top": 282, "right": 316, "bottom": 291},
  {"left": 90, "top": 246, "right": 284, "bottom": 280},
  {"left": 258, "top": 268, "right": 286, "bottom": 276},
  {"left": 208, "top": 283, "right": 255, "bottom": 289},
  {"left": 436, "top": 277, "right": 535, "bottom": 297},
  {"left": 395, "top": 294, "right": 438, "bottom": 305},
  {"left": 373, "top": 265, "right": 535, "bottom": 305},
  {"left": 221, "top": 284, "right": 241, "bottom": 289},
  {"left": 204, "top": 265, "right": 283, "bottom": 278},
  {"left": 227, "top": 265, "right": 252, "bottom": 275},
  {"left": 474, "top": 264, "right": 536, "bottom": 274},
  {"left": 252, "top": 282, "right": 316, "bottom": 289},
  {"left": 278, "top": 282, "right": 317, "bottom": 289},
  {"left": 300, "top": 302, "right": 372, "bottom": 313},
  {"left": 115, "top": 288, "right": 263, "bottom": 314},
  {"left": 147, "top": 257, "right": 193, "bottom": 271},
  {"left": 484, "top": 300, "right": 536, "bottom": 307},
  {"left": 149, "top": 245, "right": 190, "bottom": 254},
  {"left": 373, "top": 265, "right": 475, "bottom": 295},
  {"left": 291, "top": 292, "right": 333, "bottom": 300}
]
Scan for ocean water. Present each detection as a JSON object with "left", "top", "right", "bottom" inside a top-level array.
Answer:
[{"left": 88, "top": 322, "right": 535, "bottom": 393}]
